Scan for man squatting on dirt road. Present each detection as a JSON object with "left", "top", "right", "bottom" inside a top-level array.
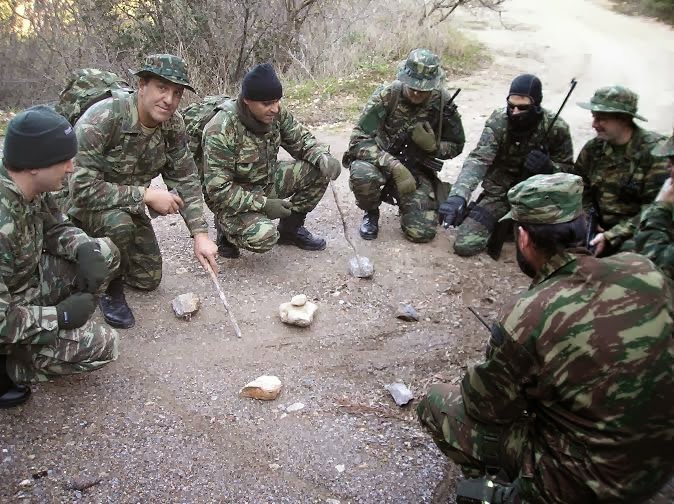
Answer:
[
  {"left": 57, "top": 55, "right": 219, "bottom": 331},
  {"left": 417, "top": 173, "right": 674, "bottom": 504},
  {"left": 0, "top": 106, "right": 121, "bottom": 408},
  {"left": 201, "top": 63, "right": 342, "bottom": 259},
  {"left": 343, "top": 48, "right": 466, "bottom": 243}
]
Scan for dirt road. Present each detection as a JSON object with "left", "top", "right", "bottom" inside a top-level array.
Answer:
[{"left": 2, "top": 1, "right": 673, "bottom": 503}]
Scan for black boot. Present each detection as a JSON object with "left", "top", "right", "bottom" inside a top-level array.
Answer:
[
  {"left": 359, "top": 209, "right": 379, "bottom": 240},
  {"left": 99, "top": 277, "right": 135, "bottom": 329},
  {"left": 0, "top": 355, "right": 31, "bottom": 409},
  {"left": 278, "top": 212, "right": 326, "bottom": 251},
  {"left": 216, "top": 225, "right": 240, "bottom": 259}
]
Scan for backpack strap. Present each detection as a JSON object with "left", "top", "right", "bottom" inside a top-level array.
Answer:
[{"left": 385, "top": 81, "right": 403, "bottom": 119}]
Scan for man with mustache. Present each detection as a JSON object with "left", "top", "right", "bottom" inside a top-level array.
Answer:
[
  {"left": 417, "top": 173, "right": 674, "bottom": 503},
  {"left": 61, "top": 54, "right": 218, "bottom": 330},
  {"left": 572, "top": 86, "right": 668, "bottom": 256},
  {"left": 439, "top": 74, "right": 573, "bottom": 257},
  {"left": 202, "top": 63, "right": 341, "bottom": 258}
]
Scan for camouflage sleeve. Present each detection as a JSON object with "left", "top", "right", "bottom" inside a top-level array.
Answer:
[
  {"left": 203, "top": 113, "right": 266, "bottom": 214},
  {"left": 437, "top": 107, "right": 465, "bottom": 160},
  {"left": 0, "top": 237, "right": 59, "bottom": 346},
  {"left": 41, "top": 194, "right": 91, "bottom": 259},
  {"left": 635, "top": 202, "right": 674, "bottom": 278},
  {"left": 604, "top": 157, "right": 669, "bottom": 246},
  {"left": 449, "top": 111, "right": 502, "bottom": 201},
  {"left": 161, "top": 115, "right": 208, "bottom": 236},
  {"left": 278, "top": 107, "right": 329, "bottom": 165},
  {"left": 70, "top": 100, "right": 146, "bottom": 213},
  {"left": 548, "top": 117, "right": 574, "bottom": 173}
]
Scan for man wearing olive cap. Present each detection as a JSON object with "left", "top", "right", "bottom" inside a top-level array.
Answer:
[
  {"left": 571, "top": 85, "right": 668, "bottom": 256},
  {"left": 1, "top": 106, "right": 121, "bottom": 408},
  {"left": 343, "top": 48, "right": 466, "bottom": 243},
  {"left": 418, "top": 173, "right": 674, "bottom": 503},
  {"left": 59, "top": 54, "right": 218, "bottom": 329}
]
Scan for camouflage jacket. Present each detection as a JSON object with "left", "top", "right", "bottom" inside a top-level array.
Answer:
[
  {"left": 571, "top": 127, "right": 668, "bottom": 247},
  {"left": 635, "top": 201, "right": 674, "bottom": 279},
  {"left": 462, "top": 250, "right": 674, "bottom": 501},
  {"left": 450, "top": 108, "right": 573, "bottom": 201},
  {"left": 202, "top": 99, "right": 329, "bottom": 216},
  {"left": 0, "top": 163, "right": 92, "bottom": 349},
  {"left": 66, "top": 92, "right": 207, "bottom": 235},
  {"left": 345, "top": 81, "right": 465, "bottom": 175}
]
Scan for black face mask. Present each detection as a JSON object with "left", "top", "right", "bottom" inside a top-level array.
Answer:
[
  {"left": 507, "top": 106, "right": 543, "bottom": 133},
  {"left": 516, "top": 243, "right": 538, "bottom": 279}
]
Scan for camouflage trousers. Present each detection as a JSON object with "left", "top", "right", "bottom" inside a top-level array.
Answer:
[
  {"left": 417, "top": 384, "right": 611, "bottom": 504},
  {"left": 454, "top": 191, "right": 510, "bottom": 257},
  {"left": 72, "top": 209, "right": 162, "bottom": 291},
  {"left": 217, "top": 160, "right": 328, "bottom": 253},
  {"left": 348, "top": 160, "right": 441, "bottom": 243},
  {"left": 4, "top": 238, "right": 120, "bottom": 383}
]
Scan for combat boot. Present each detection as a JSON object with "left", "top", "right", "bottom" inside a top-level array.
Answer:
[
  {"left": 216, "top": 225, "right": 240, "bottom": 259},
  {"left": 278, "top": 212, "right": 326, "bottom": 251},
  {"left": 99, "top": 277, "right": 135, "bottom": 329},
  {"left": 0, "top": 355, "right": 31, "bottom": 409},
  {"left": 359, "top": 209, "right": 379, "bottom": 240}
]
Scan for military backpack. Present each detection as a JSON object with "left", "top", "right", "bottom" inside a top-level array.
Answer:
[{"left": 181, "top": 95, "right": 233, "bottom": 165}]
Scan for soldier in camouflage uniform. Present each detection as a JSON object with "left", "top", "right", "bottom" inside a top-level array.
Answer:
[
  {"left": 439, "top": 74, "right": 573, "bottom": 257},
  {"left": 203, "top": 63, "right": 341, "bottom": 258},
  {"left": 343, "top": 48, "right": 465, "bottom": 242},
  {"left": 635, "top": 131, "right": 674, "bottom": 278},
  {"left": 417, "top": 173, "right": 674, "bottom": 503},
  {"left": 1, "top": 106, "right": 121, "bottom": 409},
  {"left": 572, "top": 86, "right": 668, "bottom": 256},
  {"left": 61, "top": 54, "right": 218, "bottom": 329}
]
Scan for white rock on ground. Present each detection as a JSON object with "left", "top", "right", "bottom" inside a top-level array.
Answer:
[
  {"left": 280, "top": 295, "right": 318, "bottom": 327},
  {"left": 171, "top": 293, "right": 200, "bottom": 320},
  {"left": 239, "top": 376, "right": 283, "bottom": 401}
]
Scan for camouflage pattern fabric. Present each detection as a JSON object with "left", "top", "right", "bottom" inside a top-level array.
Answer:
[
  {"left": 418, "top": 250, "right": 674, "bottom": 503},
  {"left": 635, "top": 202, "right": 674, "bottom": 279},
  {"left": 450, "top": 108, "right": 573, "bottom": 256},
  {"left": 396, "top": 49, "right": 446, "bottom": 92},
  {"left": 0, "top": 163, "right": 120, "bottom": 383},
  {"left": 570, "top": 126, "right": 668, "bottom": 251},
  {"left": 577, "top": 85, "right": 647, "bottom": 121},
  {"left": 131, "top": 53, "right": 196, "bottom": 93},
  {"left": 202, "top": 99, "right": 329, "bottom": 225},
  {"left": 217, "top": 160, "right": 328, "bottom": 252},
  {"left": 349, "top": 160, "right": 439, "bottom": 242}
]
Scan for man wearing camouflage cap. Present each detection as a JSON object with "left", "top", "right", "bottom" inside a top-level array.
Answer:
[
  {"left": 343, "top": 48, "right": 465, "bottom": 243},
  {"left": 571, "top": 85, "right": 668, "bottom": 256},
  {"left": 439, "top": 74, "right": 574, "bottom": 257},
  {"left": 418, "top": 173, "right": 674, "bottom": 503},
  {"left": 1, "top": 106, "right": 121, "bottom": 408},
  {"left": 635, "top": 130, "right": 674, "bottom": 278},
  {"left": 61, "top": 54, "right": 218, "bottom": 329}
]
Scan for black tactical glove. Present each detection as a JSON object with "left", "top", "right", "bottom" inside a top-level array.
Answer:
[
  {"left": 76, "top": 241, "right": 108, "bottom": 293},
  {"left": 262, "top": 198, "right": 293, "bottom": 219},
  {"left": 524, "top": 149, "right": 553, "bottom": 175},
  {"left": 56, "top": 293, "right": 97, "bottom": 330},
  {"left": 438, "top": 195, "right": 466, "bottom": 228}
]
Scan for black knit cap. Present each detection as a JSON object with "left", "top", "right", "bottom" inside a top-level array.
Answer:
[
  {"left": 508, "top": 74, "right": 543, "bottom": 106},
  {"left": 3, "top": 105, "right": 78, "bottom": 170},
  {"left": 241, "top": 63, "right": 283, "bottom": 102}
]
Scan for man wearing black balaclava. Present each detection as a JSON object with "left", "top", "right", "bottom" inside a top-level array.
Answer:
[{"left": 437, "top": 74, "right": 574, "bottom": 258}]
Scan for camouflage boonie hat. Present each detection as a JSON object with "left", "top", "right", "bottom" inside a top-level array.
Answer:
[
  {"left": 396, "top": 49, "right": 445, "bottom": 91},
  {"left": 500, "top": 173, "right": 584, "bottom": 224},
  {"left": 652, "top": 129, "right": 674, "bottom": 157},
  {"left": 131, "top": 54, "right": 196, "bottom": 93},
  {"left": 577, "top": 85, "right": 646, "bottom": 121}
]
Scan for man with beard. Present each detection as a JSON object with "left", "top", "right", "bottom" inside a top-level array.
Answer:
[
  {"left": 343, "top": 48, "right": 465, "bottom": 242},
  {"left": 635, "top": 130, "right": 674, "bottom": 278},
  {"left": 62, "top": 54, "right": 218, "bottom": 329},
  {"left": 438, "top": 74, "right": 573, "bottom": 257},
  {"left": 572, "top": 86, "right": 668, "bottom": 256},
  {"left": 417, "top": 173, "right": 674, "bottom": 503},
  {"left": 202, "top": 63, "right": 341, "bottom": 258}
]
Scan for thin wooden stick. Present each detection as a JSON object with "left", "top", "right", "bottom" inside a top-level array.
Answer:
[
  {"left": 205, "top": 263, "right": 242, "bottom": 338},
  {"left": 329, "top": 181, "right": 368, "bottom": 274}
]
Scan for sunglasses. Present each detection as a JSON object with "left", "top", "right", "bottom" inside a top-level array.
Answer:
[{"left": 507, "top": 101, "right": 533, "bottom": 112}]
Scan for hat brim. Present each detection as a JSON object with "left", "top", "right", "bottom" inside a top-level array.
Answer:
[
  {"left": 131, "top": 69, "right": 197, "bottom": 94},
  {"left": 577, "top": 101, "right": 647, "bottom": 121},
  {"left": 396, "top": 62, "right": 444, "bottom": 91}
]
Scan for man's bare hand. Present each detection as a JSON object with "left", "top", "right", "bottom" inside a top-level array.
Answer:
[
  {"left": 193, "top": 233, "right": 218, "bottom": 273},
  {"left": 590, "top": 232, "right": 607, "bottom": 256},
  {"left": 145, "top": 188, "right": 184, "bottom": 216},
  {"left": 656, "top": 178, "right": 674, "bottom": 204}
]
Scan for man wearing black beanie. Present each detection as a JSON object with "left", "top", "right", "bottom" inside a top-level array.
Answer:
[
  {"left": 438, "top": 73, "right": 574, "bottom": 258},
  {"left": 200, "top": 63, "right": 341, "bottom": 257},
  {"left": 0, "top": 106, "right": 121, "bottom": 408}
]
